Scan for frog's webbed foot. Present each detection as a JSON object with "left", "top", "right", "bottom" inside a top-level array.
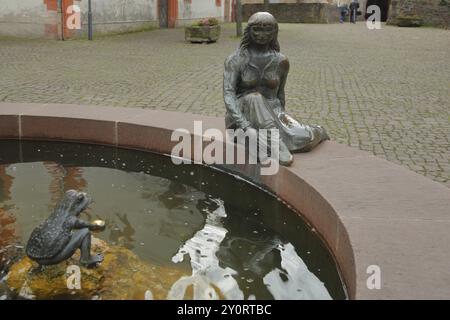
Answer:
[{"left": 80, "top": 253, "right": 104, "bottom": 268}]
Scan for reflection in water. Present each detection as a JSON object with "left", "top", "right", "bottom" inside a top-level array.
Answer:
[
  {"left": 0, "top": 207, "right": 20, "bottom": 300},
  {"left": 158, "top": 182, "right": 188, "bottom": 210},
  {"left": 63, "top": 167, "right": 87, "bottom": 191},
  {"left": 0, "top": 166, "right": 14, "bottom": 203},
  {"left": 0, "top": 165, "right": 20, "bottom": 282},
  {"left": 0, "top": 140, "right": 346, "bottom": 300},
  {"left": 108, "top": 213, "right": 136, "bottom": 250},
  {"left": 43, "top": 162, "right": 64, "bottom": 208},
  {"left": 169, "top": 199, "right": 244, "bottom": 300},
  {"left": 0, "top": 208, "right": 19, "bottom": 265},
  {"left": 43, "top": 163, "right": 88, "bottom": 209},
  {"left": 228, "top": 236, "right": 282, "bottom": 285},
  {"left": 264, "top": 243, "right": 331, "bottom": 300},
  {"left": 168, "top": 199, "right": 332, "bottom": 300}
]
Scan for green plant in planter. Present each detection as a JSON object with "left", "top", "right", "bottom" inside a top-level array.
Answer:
[
  {"left": 192, "top": 17, "right": 219, "bottom": 27},
  {"left": 185, "top": 17, "right": 221, "bottom": 43},
  {"left": 397, "top": 14, "right": 424, "bottom": 27}
]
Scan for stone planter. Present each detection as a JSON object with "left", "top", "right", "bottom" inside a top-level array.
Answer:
[
  {"left": 397, "top": 15, "right": 423, "bottom": 27},
  {"left": 185, "top": 25, "right": 220, "bottom": 43}
]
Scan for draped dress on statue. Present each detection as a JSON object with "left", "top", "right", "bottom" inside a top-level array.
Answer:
[{"left": 223, "top": 50, "right": 328, "bottom": 153}]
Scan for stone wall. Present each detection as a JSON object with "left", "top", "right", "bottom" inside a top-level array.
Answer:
[
  {"left": 0, "top": 0, "right": 159, "bottom": 39},
  {"left": 388, "top": 0, "right": 450, "bottom": 28},
  {"left": 79, "top": 0, "right": 158, "bottom": 37},
  {"left": 242, "top": 3, "right": 341, "bottom": 23},
  {"left": 176, "top": 0, "right": 231, "bottom": 26},
  {"left": 243, "top": 0, "right": 336, "bottom": 3},
  {"left": 0, "top": 0, "right": 235, "bottom": 38},
  {"left": 0, "top": 0, "right": 56, "bottom": 38}
]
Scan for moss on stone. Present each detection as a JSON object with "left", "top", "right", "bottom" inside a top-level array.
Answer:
[{"left": 7, "top": 237, "right": 189, "bottom": 300}]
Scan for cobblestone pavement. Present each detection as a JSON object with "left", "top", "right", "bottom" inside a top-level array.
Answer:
[{"left": 1, "top": 23, "right": 449, "bottom": 187}]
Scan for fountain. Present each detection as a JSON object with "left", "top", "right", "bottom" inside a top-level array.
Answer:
[{"left": 0, "top": 140, "right": 346, "bottom": 300}]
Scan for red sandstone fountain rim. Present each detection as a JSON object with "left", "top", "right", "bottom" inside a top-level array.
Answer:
[{"left": 1, "top": 102, "right": 449, "bottom": 300}]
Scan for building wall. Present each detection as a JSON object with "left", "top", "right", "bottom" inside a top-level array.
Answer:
[
  {"left": 78, "top": 0, "right": 158, "bottom": 36},
  {"left": 0, "top": 0, "right": 159, "bottom": 39},
  {"left": 388, "top": 0, "right": 450, "bottom": 28},
  {"left": 241, "top": 0, "right": 369, "bottom": 9},
  {"left": 241, "top": 0, "right": 369, "bottom": 21},
  {"left": 176, "top": 0, "right": 233, "bottom": 26},
  {"left": 0, "top": 0, "right": 57, "bottom": 38},
  {"left": 0, "top": 0, "right": 236, "bottom": 38},
  {"left": 242, "top": 2, "right": 341, "bottom": 23},
  {"left": 242, "top": 0, "right": 343, "bottom": 3}
]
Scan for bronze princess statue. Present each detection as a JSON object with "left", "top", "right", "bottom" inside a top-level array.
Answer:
[
  {"left": 26, "top": 190, "right": 105, "bottom": 268},
  {"left": 223, "top": 12, "right": 329, "bottom": 166}
]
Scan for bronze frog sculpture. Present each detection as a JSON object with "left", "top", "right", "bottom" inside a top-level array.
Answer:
[{"left": 26, "top": 190, "right": 104, "bottom": 268}]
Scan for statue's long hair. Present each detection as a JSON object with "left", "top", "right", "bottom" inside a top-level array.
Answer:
[{"left": 239, "top": 12, "right": 280, "bottom": 56}]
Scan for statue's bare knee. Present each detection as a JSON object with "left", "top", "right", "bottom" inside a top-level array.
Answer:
[{"left": 54, "top": 229, "right": 91, "bottom": 263}]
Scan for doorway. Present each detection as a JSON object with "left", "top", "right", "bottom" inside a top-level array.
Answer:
[
  {"left": 158, "top": 0, "right": 178, "bottom": 28},
  {"left": 224, "top": 0, "right": 230, "bottom": 22},
  {"left": 158, "top": 0, "right": 168, "bottom": 28},
  {"left": 365, "top": 0, "right": 391, "bottom": 22}
]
